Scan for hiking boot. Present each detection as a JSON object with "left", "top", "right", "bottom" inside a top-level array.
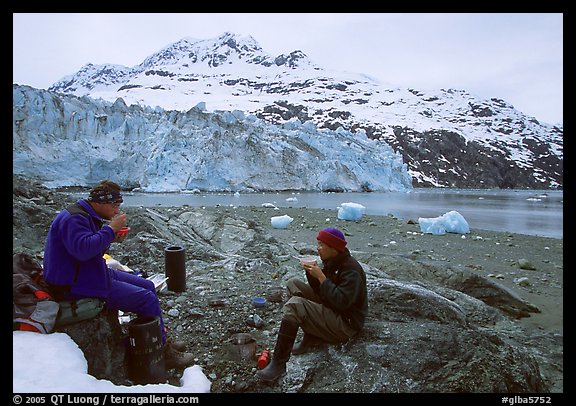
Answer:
[
  {"left": 166, "top": 338, "right": 187, "bottom": 352},
  {"left": 256, "top": 358, "right": 287, "bottom": 383},
  {"left": 164, "top": 341, "right": 195, "bottom": 370}
]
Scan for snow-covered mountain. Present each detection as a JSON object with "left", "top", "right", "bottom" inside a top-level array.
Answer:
[{"left": 23, "top": 32, "right": 562, "bottom": 190}]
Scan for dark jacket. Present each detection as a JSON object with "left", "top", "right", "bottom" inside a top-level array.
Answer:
[
  {"left": 43, "top": 199, "right": 116, "bottom": 299},
  {"left": 306, "top": 249, "right": 368, "bottom": 331}
]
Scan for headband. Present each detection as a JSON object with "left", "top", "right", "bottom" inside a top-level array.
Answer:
[{"left": 88, "top": 189, "right": 123, "bottom": 204}]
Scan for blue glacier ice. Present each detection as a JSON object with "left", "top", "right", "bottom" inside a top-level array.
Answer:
[
  {"left": 271, "top": 215, "right": 294, "bottom": 229},
  {"left": 337, "top": 202, "right": 366, "bottom": 221},
  {"left": 419, "top": 210, "right": 470, "bottom": 235}
]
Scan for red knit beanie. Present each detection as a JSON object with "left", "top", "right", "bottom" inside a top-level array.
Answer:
[{"left": 316, "top": 228, "right": 347, "bottom": 252}]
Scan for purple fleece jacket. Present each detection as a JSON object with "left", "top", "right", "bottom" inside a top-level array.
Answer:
[{"left": 43, "top": 199, "right": 116, "bottom": 298}]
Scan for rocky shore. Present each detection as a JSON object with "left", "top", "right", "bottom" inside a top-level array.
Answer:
[{"left": 13, "top": 175, "right": 563, "bottom": 393}]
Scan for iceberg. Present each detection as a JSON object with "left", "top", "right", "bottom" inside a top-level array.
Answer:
[
  {"left": 271, "top": 215, "right": 294, "bottom": 229},
  {"left": 418, "top": 210, "right": 470, "bottom": 235},
  {"left": 338, "top": 202, "right": 366, "bottom": 221}
]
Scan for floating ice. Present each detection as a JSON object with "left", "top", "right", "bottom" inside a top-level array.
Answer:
[
  {"left": 271, "top": 215, "right": 294, "bottom": 229},
  {"left": 337, "top": 202, "right": 366, "bottom": 221},
  {"left": 418, "top": 210, "right": 470, "bottom": 235}
]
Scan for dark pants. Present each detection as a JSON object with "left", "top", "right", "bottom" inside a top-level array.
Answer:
[{"left": 284, "top": 277, "right": 357, "bottom": 343}]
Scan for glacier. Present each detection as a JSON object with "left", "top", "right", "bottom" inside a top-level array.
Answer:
[{"left": 13, "top": 85, "right": 412, "bottom": 193}]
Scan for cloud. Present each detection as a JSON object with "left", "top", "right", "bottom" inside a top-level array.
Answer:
[{"left": 12, "top": 13, "right": 563, "bottom": 124}]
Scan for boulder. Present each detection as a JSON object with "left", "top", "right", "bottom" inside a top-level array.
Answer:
[{"left": 54, "top": 309, "right": 129, "bottom": 385}]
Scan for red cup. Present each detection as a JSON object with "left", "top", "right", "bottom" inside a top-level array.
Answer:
[{"left": 116, "top": 227, "right": 130, "bottom": 237}]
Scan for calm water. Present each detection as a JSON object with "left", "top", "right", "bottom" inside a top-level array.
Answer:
[{"left": 98, "top": 188, "right": 563, "bottom": 239}]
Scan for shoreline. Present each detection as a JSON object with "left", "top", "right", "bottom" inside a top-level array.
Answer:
[
  {"left": 67, "top": 188, "right": 564, "bottom": 239},
  {"left": 151, "top": 204, "right": 564, "bottom": 391}
]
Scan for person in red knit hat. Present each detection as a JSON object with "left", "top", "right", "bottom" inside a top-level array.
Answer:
[{"left": 256, "top": 227, "right": 368, "bottom": 384}]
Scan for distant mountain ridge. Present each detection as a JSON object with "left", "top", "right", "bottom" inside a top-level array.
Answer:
[
  {"left": 47, "top": 32, "right": 563, "bottom": 189},
  {"left": 51, "top": 33, "right": 318, "bottom": 95}
]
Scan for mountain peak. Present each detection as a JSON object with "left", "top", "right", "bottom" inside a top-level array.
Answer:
[{"left": 138, "top": 32, "right": 309, "bottom": 70}]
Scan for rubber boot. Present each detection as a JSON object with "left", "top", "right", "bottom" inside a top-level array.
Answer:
[
  {"left": 256, "top": 318, "right": 299, "bottom": 383},
  {"left": 292, "top": 333, "right": 325, "bottom": 355}
]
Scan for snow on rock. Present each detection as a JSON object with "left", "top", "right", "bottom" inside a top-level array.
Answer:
[{"left": 13, "top": 331, "right": 211, "bottom": 393}]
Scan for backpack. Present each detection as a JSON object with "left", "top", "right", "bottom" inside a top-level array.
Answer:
[
  {"left": 13, "top": 253, "right": 105, "bottom": 332},
  {"left": 13, "top": 252, "right": 60, "bottom": 333}
]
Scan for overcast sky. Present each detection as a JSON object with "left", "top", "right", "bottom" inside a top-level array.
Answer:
[{"left": 13, "top": 13, "right": 563, "bottom": 125}]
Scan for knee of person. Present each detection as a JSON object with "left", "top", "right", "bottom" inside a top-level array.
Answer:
[
  {"left": 282, "top": 297, "right": 309, "bottom": 324},
  {"left": 142, "top": 289, "right": 160, "bottom": 305},
  {"left": 143, "top": 279, "right": 156, "bottom": 292},
  {"left": 283, "top": 296, "right": 306, "bottom": 314},
  {"left": 285, "top": 277, "right": 303, "bottom": 293},
  {"left": 285, "top": 295, "right": 304, "bottom": 305},
  {"left": 285, "top": 277, "right": 297, "bottom": 288}
]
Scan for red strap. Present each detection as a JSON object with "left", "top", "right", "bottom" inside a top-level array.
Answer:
[
  {"left": 20, "top": 322, "right": 40, "bottom": 332},
  {"left": 34, "top": 290, "right": 52, "bottom": 300}
]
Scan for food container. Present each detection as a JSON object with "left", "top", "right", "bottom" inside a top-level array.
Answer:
[
  {"left": 298, "top": 256, "right": 317, "bottom": 266},
  {"left": 165, "top": 245, "right": 186, "bottom": 292},
  {"left": 252, "top": 297, "right": 267, "bottom": 308}
]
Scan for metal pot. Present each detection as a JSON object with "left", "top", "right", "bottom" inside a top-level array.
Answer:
[{"left": 226, "top": 333, "right": 256, "bottom": 361}]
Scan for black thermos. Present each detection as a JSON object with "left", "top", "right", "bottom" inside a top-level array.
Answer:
[{"left": 164, "top": 245, "right": 186, "bottom": 292}]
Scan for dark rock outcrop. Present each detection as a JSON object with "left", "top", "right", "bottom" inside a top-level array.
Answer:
[{"left": 54, "top": 310, "right": 129, "bottom": 385}]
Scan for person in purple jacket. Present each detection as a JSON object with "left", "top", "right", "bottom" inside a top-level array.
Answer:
[
  {"left": 256, "top": 227, "right": 368, "bottom": 384},
  {"left": 42, "top": 180, "right": 194, "bottom": 370}
]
